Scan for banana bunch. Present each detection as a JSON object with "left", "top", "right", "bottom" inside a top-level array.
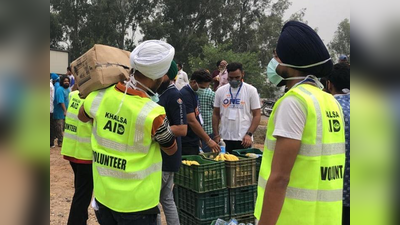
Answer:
[
  {"left": 214, "top": 153, "right": 239, "bottom": 161},
  {"left": 182, "top": 160, "right": 200, "bottom": 166}
]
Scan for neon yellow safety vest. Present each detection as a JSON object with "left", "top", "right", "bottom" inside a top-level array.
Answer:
[
  {"left": 254, "top": 84, "right": 345, "bottom": 225},
  {"left": 61, "top": 91, "right": 93, "bottom": 160},
  {"left": 84, "top": 86, "right": 165, "bottom": 213}
]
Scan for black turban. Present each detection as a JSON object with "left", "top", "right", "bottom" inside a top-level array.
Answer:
[{"left": 276, "top": 21, "right": 333, "bottom": 77}]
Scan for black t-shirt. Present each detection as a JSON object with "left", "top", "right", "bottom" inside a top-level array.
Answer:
[
  {"left": 180, "top": 85, "right": 201, "bottom": 148},
  {"left": 158, "top": 84, "right": 187, "bottom": 172}
]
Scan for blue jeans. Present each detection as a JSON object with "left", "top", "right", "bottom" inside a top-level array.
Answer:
[
  {"left": 95, "top": 200, "right": 157, "bottom": 225},
  {"left": 201, "top": 133, "right": 214, "bottom": 153}
]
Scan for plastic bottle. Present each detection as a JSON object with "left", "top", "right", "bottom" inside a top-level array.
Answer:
[
  {"left": 219, "top": 139, "right": 226, "bottom": 154},
  {"left": 199, "top": 146, "right": 204, "bottom": 154}
]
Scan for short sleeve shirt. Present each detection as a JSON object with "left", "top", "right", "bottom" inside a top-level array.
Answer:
[
  {"left": 53, "top": 86, "right": 70, "bottom": 119},
  {"left": 335, "top": 94, "right": 350, "bottom": 206},
  {"left": 180, "top": 85, "right": 201, "bottom": 147},
  {"left": 158, "top": 84, "right": 187, "bottom": 172},
  {"left": 214, "top": 82, "right": 260, "bottom": 141}
]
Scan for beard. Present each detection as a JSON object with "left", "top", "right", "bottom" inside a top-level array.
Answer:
[
  {"left": 156, "top": 80, "right": 171, "bottom": 95},
  {"left": 63, "top": 84, "right": 69, "bottom": 89}
]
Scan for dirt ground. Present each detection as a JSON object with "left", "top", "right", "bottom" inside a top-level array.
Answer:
[{"left": 50, "top": 116, "right": 268, "bottom": 224}]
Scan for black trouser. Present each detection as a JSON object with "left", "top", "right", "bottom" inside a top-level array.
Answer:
[
  {"left": 342, "top": 205, "right": 349, "bottom": 225},
  {"left": 50, "top": 113, "right": 56, "bottom": 146},
  {"left": 181, "top": 145, "right": 199, "bottom": 155},
  {"left": 224, "top": 140, "right": 246, "bottom": 154},
  {"left": 67, "top": 162, "right": 93, "bottom": 225},
  {"left": 95, "top": 200, "right": 157, "bottom": 225}
]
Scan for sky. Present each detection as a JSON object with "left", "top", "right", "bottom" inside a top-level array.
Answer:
[{"left": 283, "top": 0, "right": 350, "bottom": 45}]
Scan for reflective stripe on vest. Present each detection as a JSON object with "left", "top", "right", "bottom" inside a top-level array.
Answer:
[
  {"left": 258, "top": 176, "right": 343, "bottom": 202},
  {"left": 254, "top": 84, "right": 345, "bottom": 224},
  {"left": 85, "top": 86, "right": 165, "bottom": 213},
  {"left": 96, "top": 162, "right": 162, "bottom": 180},
  {"left": 264, "top": 139, "right": 345, "bottom": 156},
  {"left": 89, "top": 93, "right": 158, "bottom": 154},
  {"left": 61, "top": 91, "right": 93, "bottom": 160},
  {"left": 64, "top": 132, "right": 91, "bottom": 143}
]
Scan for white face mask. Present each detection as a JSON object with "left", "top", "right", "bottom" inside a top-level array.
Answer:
[{"left": 114, "top": 74, "right": 159, "bottom": 115}]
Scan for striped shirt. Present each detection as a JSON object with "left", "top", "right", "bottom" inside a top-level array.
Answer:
[{"left": 198, "top": 88, "right": 215, "bottom": 135}]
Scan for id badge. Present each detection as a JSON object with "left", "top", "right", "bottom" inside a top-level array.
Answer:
[{"left": 228, "top": 108, "right": 237, "bottom": 120}]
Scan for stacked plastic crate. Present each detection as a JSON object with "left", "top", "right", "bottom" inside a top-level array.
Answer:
[
  {"left": 174, "top": 155, "right": 229, "bottom": 225},
  {"left": 225, "top": 154, "right": 257, "bottom": 223},
  {"left": 199, "top": 151, "right": 259, "bottom": 224}
]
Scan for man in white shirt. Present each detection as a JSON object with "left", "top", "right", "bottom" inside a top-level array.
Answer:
[
  {"left": 174, "top": 63, "right": 189, "bottom": 90},
  {"left": 212, "top": 62, "right": 261, "bottom": 153},
  {"left": 67, "top": 66, "right": 76, "bottom": 91}
]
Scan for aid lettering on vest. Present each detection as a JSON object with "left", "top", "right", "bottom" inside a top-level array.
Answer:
[
  {"left": 326, "top": 110, "right": 341, "bottom": 132},
  {"left": 321, "top": 165, "right": 343, "bottom": 181},
  {"left": 93, "top": 151, "right": 127, "bottom": 171},
  {"left": 103, "top": 112, "right": 126, "bottom": 135}
]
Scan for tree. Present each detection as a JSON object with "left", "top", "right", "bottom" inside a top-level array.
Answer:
[
  {"left": 50, "top": 12, "right": 64, "bottom": 48},
  {"left": 141, "top": 0, "right": 221, "bottom": 72},
  {"left": 189, "top": 43, "right": 280, "bottom": 98},
  {"left": 51, "top": 0, "right": 91, "bottom": 60},
  {"left": 328, "top": 18, "right": 350, "bottom": 62},
  {"left": 50, "top": 0, "right": 156, "bottom": 60}
]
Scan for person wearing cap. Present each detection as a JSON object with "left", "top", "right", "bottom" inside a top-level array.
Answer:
[
  {"left": 156, "top": 61, "right": 187, "bottom": 225},
  {"left": 254, "top": 21, "right": 345, "bottom": 225},
  {"left": 78, "top": 40, "right": 177, "bottom": 224}
]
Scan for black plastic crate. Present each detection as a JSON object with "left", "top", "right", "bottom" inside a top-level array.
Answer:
[
  {"left": 178, "top": 209, "right": 229, "bottom": 225},
  {"left": 201, "top": 153, "right": 257, "bottom": 188},
  {"left": 233, "top": 148, "right": 263, "bottom": 179},
  {"left": 175, "top": 155, "right": 226, "bottom": 193},
  {"left": 229, "top": 185, "right": 257, "bottom": 216},
  {"left": 175, "top": 185, "right": 229, "bottom": 220}
]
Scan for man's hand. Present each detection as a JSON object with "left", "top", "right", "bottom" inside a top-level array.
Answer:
[
  {"left": 207, "top": 139, "right": 221, "bottom": 153},
  {"left": 242, "top": 134, "right": 252, "bottom": 148},
  {"left": 213, "top": 134, "right": 221, "bottom": 144},
  {"left": 64, "top": 111, "right": 67, "bottom": 117}
]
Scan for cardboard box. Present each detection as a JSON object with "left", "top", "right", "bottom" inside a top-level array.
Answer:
[{"left": 70, "top": 44, "right": 131, "bottom": 97}]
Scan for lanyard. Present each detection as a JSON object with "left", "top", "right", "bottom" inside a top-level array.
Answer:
[{"left": 229, "top": 82, "right": 243, "bottom": 107}]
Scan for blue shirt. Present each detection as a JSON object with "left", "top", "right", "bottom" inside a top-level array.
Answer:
[
  {"left": 335, "top": 94, "right": 350, "bottom": 207},
  {"left": 180, "top": 85, "right": 201, "bottom": 148},
  {"left": 53, "top": 86, "right": 70, "bottom": 119},
  {"left": 158, "top": 84, "right": 187, "bottom": 172}
]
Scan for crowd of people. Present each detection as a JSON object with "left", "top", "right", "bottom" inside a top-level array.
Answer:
[{"left": 50, "top": 21, "right": 350, "bottom": 225}]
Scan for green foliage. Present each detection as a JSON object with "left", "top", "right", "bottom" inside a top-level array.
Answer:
[
  {"left": 328, "top": 18, "right": 350, "bottom": 62},
  {"left": 189, "top": 43, "right": 280, "bottom": 98},
  {"left": 50, "top": 0, "right": 156, "bottom": 60},
  {"left": 50, "top": 12, "right": 64, "bottom": 49}
]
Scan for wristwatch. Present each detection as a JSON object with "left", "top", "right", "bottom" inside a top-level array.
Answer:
[{"left": 246, "top": 132, "right": 253, "bottom": 137}]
